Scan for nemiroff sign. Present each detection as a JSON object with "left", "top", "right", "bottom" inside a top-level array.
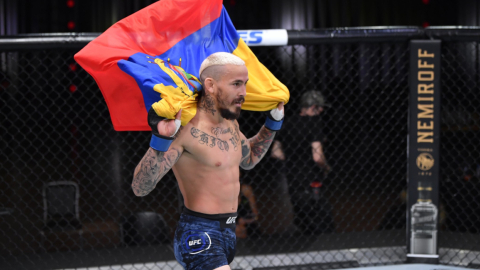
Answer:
[{"left": 407, "top": 40, "right": 441, "bottom": 258}]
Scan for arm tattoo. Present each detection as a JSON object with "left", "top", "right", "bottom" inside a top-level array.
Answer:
[
  {"left": 250, "top": 127, "right": 274, "bottom": 158},
  {"left": 240, "top": 139, "right": 253, "bottom": 169},
  {"left": 198, "top": 95, "right": 217, "bottom": 116},
  {"left": 132, "top": 147, "right": 181, "bottom": 196},
  {"left": 240, "top": 127, "right": 275, "bottom": 170}
]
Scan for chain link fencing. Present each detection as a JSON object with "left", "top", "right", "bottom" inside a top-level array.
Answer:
[
  {"left": 438, "top": 38, "right": 480, "bottom": 268},
  {"left": 0, "top": 28, "right": 478, "bottom": 270}
]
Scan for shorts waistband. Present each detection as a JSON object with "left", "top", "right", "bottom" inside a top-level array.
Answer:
[{"left": 182, "top": 207, "right": 237, "bottom": 228}]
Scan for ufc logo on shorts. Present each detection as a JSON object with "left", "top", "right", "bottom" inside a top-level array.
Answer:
[
  {"left": 188, "top": 239, "right": 202, "bottom": 246},
  {"left": 226, "top": 217, "right": 237, "bottom": 224}
]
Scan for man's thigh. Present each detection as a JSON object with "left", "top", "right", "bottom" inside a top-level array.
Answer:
[{"left": 174, "top": 228, "right": 235, "bottom": 270}]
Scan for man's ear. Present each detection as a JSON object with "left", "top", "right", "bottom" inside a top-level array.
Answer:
[{"left": 204, "top": 78, "right": 215, "bottom": 94}]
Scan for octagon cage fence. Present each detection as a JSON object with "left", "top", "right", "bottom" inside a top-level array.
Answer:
[{"left": 0, "top": 27, "right": 480, "bottom": 270}]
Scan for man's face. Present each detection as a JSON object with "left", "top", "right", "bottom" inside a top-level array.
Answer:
[
  {"left": 214, "top": 64, "right": 248, "bottom": 120},
  {"left": 305, "top": 105, "right": 324, "bottom": 116}
]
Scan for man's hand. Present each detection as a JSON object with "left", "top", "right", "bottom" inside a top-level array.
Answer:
[
  {"left": 148, "top": 108, "right": 182, "bottom": 152},
  {"left": 271, "top": 140, "right": 285, "bottom": 160},
  {"left": 156, "top": 109, "right": 182, "bottom": 137}
]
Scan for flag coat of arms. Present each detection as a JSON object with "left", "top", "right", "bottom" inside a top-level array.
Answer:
[{"left": 75, "top": 0, "right": 289, "bottom": 131}]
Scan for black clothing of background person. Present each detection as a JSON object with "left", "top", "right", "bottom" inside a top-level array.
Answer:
[{"left": 275, "top": 115, "right": 325, "bottom": 194}]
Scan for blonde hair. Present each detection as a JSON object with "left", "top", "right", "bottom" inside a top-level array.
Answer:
[{"left": 199, "top": 52, "right": 245, "bottom": 77}]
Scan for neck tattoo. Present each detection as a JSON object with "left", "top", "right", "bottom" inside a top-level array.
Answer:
[{"left": 198, "top": 95, "right": 217, "bottom": 116}]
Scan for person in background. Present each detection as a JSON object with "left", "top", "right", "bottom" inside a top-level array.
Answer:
[{"left": 271, "top": 90, "right": 334, "bottom": 234}]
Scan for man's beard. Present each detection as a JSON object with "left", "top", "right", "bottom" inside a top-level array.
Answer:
[
  {"left": 216, "top": 87, "right": 244, "bottom": 120},
  {"left": 219, "top": 107, "right": 241, "bottom": 120}
]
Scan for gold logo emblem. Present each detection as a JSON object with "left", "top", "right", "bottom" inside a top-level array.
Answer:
[{"left": 417, "top": 153, "right": 434, "bottom": 171}]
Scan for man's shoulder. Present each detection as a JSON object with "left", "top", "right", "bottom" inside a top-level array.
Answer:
[
  {"left": 173, "top": 121, "right": 195, "bottom": 145},
  {"left": 173, "top": 118, "right": 212, "bottom": 146}
]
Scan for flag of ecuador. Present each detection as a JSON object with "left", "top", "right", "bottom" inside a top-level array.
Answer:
[{"left": 74, "top": 0, "right": 289, "bottom": 131}]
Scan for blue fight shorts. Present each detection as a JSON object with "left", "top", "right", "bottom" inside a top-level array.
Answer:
[{"left": 174, "top": 207, "right": 237, "bottom": 270}]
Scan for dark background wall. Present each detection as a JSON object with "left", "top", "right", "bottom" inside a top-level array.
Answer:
[{"left": 0, "top": 0, "right": 479, "bottom": 35}]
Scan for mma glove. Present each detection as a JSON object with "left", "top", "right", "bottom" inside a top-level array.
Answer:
[
  {"left": 264, "top": 106, "right": 284, "bottom": 131},
  {"left": 148, "top": 107, "right": 181, "bottom": 152}
]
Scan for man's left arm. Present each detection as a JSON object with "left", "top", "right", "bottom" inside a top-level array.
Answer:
[{"left": 240, "top": 102, "right": 284, "bottom": 170}]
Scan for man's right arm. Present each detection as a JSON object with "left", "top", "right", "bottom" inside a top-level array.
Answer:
[
  {"left": 132, "top": 146, "right": 182, "bottom": 196},
  {"left": 132, "top": 108, "right": 183, "bottom": 197}
]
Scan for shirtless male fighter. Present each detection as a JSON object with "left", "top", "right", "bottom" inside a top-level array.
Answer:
[{"left": 131, "top": 52, "right": 285, "bottom": 270}]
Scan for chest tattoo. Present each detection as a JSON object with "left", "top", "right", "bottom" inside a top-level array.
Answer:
[
  {"left": 191, "top": 127, "right": 230, "bottom": 152},
  {"left": 231, "top": 124, "right": 240, "bottom": 150},
  {"left": 211, "top": 127, "right": 232, "bottom": 137},
  {"left": 210, "top": 124, "right": 240, "bottom": 151}
]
